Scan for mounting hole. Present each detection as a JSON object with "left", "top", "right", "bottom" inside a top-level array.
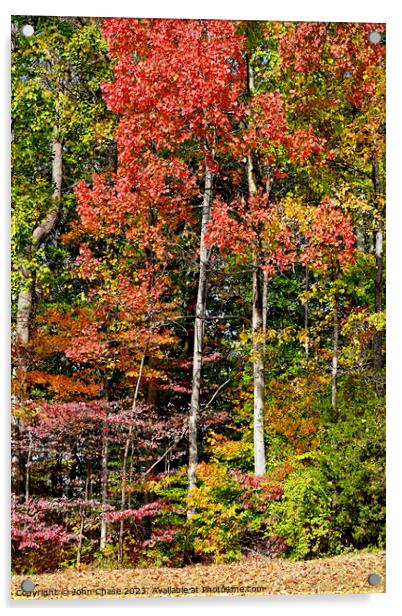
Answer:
[
  {"left": 367, "top": 573, "right": 382, "bottom": 586},
  {"left": 21, "top": 24, "right": 34, "bottom": 37},
  {"left": 368, "top": 31, "right": 381, "bottom": 44},
  {"left": 20, "top": 579, "right": 35, "bottom": 592}
]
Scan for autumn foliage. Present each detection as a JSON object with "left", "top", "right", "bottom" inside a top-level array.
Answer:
[{"left": 11, "top": 17, "right": 385, "bottom": 575}]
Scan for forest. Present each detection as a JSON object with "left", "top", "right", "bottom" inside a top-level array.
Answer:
[{"left": 11, "top": 16, "right": 385, "bottom": 578}]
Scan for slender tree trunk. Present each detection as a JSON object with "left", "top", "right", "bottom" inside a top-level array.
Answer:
[
  {"left": 262, "top": 269, "right": 268, "bottom": 356},
  {"left": 304, "top": 266, "right": 309, "bottom": 362},
  {"left": 356, "top": 225, "right": 365, "bottom": 252},
  {"left": 15, "top": 132, "right": 62, "bottom": 350},
  {"left": 188, "top": 165, "right": 214, "bottom": 496},
  {"left": 15, "top": 270, "right": 33, "bottom": 351},
  {"left": 246, "top": 58, "right": 266, "bottom": 476},
  {"left": 11, "top": 414, "right": 23, "bottom": 496},
  {"left": 13, "top": 268, "right": 33, "bottom": 496},
  {"left": 76, "top": 473, "right": 89, "bottom": 568},
  {"left": 147, "top": 355, "right": 158, "bottom": 407},
  {"left": 24, "top": 429, "right": 32, "bottom": 502},
  {"left": 252, "top": 257, "right": 266, "bottom": 476},
  {"left": 68, "top": 442, "right": 78, "bottom": 498},
  {"left": 100, "top": 418, "right": 109, "bottom": 550},
  {"left": 247, "top": 149, "right": 266, "bottom": 476},
  {"left": 127, "top": 441, "right": 135, "bottom": 508},
  {"left": 304, "top": 266, "right": 313, "bottom": 416},
  {"left": 32, "top": 134, "right": 62, "bottom": 244},
  {"left": 13, "top": 130, "right": 62, "bottom": 495},
  {"left": 372, "top": 155, "right": 383, "bottom": 372},
  {"left": 118, "top": 341, "right": 148, "bottom": 563},
  {"left": 331, "top": 293, "right": 339, "bottom": 416}
]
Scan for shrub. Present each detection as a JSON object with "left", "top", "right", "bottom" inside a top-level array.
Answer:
[
  {"left": 11, "top": 496, "right": 78, "bottom": 573},
  {"left": 319, "top": 395, "right": 385, "bottom": 550},
  {"left": 267, "top": 376, "right": 386, "bottom": 560},
  {"left": 188, "top": 463, "right": 286, "bottom": 562},
  {"left": 267, "top": 463, "right": 340, "bottom": 560}
]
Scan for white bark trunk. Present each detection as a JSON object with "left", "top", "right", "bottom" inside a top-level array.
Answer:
[
  {"left": 13, "top": 131, "right": 62, "bottom": 495},
  {"left": 246, "top": 58, "right": 266, "bottom": 476},
  {"left": 372, "top": 155, "right": 383, "bottom": 372},
  {"left": 15, "top": 135, "right": 62, "bottom": 354},
  {"left": 188, "top": 166, "right": 214, "bottom": 494},
  {"left": 118, "top": 341, "right": 148, "bottom": 562},
  {"left": 262, "top": 269, "right": 268, "bottom": 351},
  {"left": 252, "top": 260, "right": 266, "bottom": 476},
  {"left": 15, "top": 274, "right": 32, "bottom": 349},
  {"left": 331, "top": 294, "right": 339, "bottom": 414},
  {"left": 24, "top": 429, "right": 32, "bottom": 502},
  {"left": 100, "top": 422, "right": 108, "bottom": 550},
  {"left": 247, "top": 149, "right": 266, "bottom": 477},
  {"left": 32, "top": 136, "right": 62, "bottom": 245}
]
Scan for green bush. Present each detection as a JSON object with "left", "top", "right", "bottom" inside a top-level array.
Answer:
[
  {"left": 268, "top": 463, "right": 340, "bottom": 560},
  {"left": 319, "top": 397, "right": 385, "bottom": 550},
  {"left": 266, "top": 377, "right": 386, "bottom": 560}
]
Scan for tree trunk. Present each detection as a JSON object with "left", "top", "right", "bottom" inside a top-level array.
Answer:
[
  {"left": 262, "top": 269, "right": 268, "bottom": 355},
  {"left": 188, "top": 165, "right": 214, "bottom": 496},
  {"left": 147, "top": 355, "right": 158, "bottom": 408},
  {"left": 24, "top": 429, "right": 32, "bottom": 502},
  {"left": 127, "top": 441, "right": 135, "bottom": 508},
  {"left": 13, "top": 130, "right": 62, "bottom": 495},
  {"left": 372, "top": 155, "right": 383, "bottom": 372},
  {"left": 15, "top": 132, "right": 62, "bottom": 352},
  {"left": 32, "top": 135, "right": 62, "bottom": 244},
  {"left": 247, "top": 150, "right": 266, "bottom": 476},
  {"left": 11, "top": 414, "right": 23, "bottom": 496},
  {"left": 118, "top": 341, "right": 148, "bottom": 563},
  {"left": 13, "top": 269, "right": 33, "bottom": 496},
  {"left": 76, "top": 473, "right": 89, "bottom": 568},
  {"left": 68, "top": 442, "right": 78, "bottom": 498},
  {"left": 252, "top": 258, "right": 266, "bottom": 476},
  {"left": 332, "top": 293, "right": 339, "bottom": 416},
  {"left": 304, "top": 266, "right": 309, "bottom": 362},
  {"left": 99, "top": 419, "right": 109, "bottom": 550},
  {"left": 15, "top": 270, "right": 33, "bottom": 351},
  {"left": 246, "top": 58, "right": 266, "bottom": 476}
]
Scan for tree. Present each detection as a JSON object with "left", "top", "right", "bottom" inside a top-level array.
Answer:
[
  {"left": 300, "top": 199, "right": 356, "bottom": 413},
  {"left": 101, "top": 18, "right": 246, "bottom": 497},
  {"left": 11, "top": 16, "right": 115, "bottom": 493},
  {"left": 278, "top": 21, "right": 385, "bottom": 376}
]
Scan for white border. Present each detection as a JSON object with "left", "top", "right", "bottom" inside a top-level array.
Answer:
[
  {"left": 1, "top": 2, "right": 401, "bottom": 614},
  {"left": 0, "top": 0, "right": 393, "bottom": 21}
]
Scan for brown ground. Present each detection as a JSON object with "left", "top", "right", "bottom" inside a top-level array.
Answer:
[{"left": 11, "top": 550, "right": 385, "bottom": 600}]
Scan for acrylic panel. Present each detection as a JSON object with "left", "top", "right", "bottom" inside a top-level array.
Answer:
[{"left": 10, "top": 15, "right": 386, "bottom": 600}]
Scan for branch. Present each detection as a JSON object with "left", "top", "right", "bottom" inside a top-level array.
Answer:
[
  {"left": 32, "top": 208, "right": 60, "bottom": 246},
  {"left": 164, "top": 314, "right": 252, "bottom": 324},
  {"left": 144, "top": 428, "right": 187, "bottom": 476},
  {"left": 203, "top": 378, "right": 232, "bottom": 410}
]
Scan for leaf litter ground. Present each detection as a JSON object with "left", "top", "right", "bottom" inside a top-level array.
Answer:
[{"left": 11, "top": 550, "right": 385, "bottom": 599}]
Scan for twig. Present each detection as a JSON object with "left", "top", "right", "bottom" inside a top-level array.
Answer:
[
  {"left": 144, "top": 429, "right": 187, "bottom": 476},
  {"left": 203, "top": 378, "right": 232, "bottom": 410}
]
